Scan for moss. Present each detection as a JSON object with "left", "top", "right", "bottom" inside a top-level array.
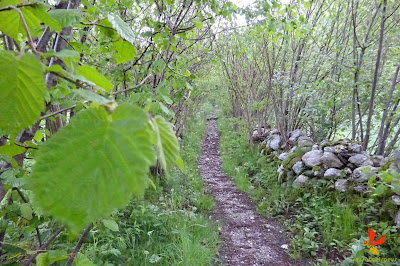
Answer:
[
  {"left": 282, "top": 146, "right": 311, "bottom": 169},
  {"left": 312, "top": 166, "right": 321, "bottom": 172},
  {"left": 381, "top": 159, "right": 394, "bottom": 171}
]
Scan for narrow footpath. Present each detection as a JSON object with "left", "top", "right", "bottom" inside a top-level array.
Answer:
[{"left": 198, "top": 111, "right": 299, "bottom": 266}]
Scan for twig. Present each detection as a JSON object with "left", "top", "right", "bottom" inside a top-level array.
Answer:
[
  {"left": 111, "top": 75, "right": 151, "bottom": 95},
  {"left": 4, "top": 5, "right": 38, "bottom": 55},
  {"left": 65, "top": 224, "right": 92, "bottom": 266},
  {"left": 39, "top": 100, "right": 90, "bottom": 120},
  {"left": 23, "top": 226, "right": 65, "bottom": 266},
  {"left": 0, "top": 3, "right": 36, "bottom": 12}
]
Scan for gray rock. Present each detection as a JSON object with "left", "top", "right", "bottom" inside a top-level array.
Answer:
[
  {"left": 394, "top": 149, "right": 400, "bottom": 169},
  {"left": 269, "top": 134, "right": 281, "bottom": 150},
  {"left": 324, "top": 168, "right": 342, "bottom": 179},
  {"left": 288, "top": 129, "right": 303, "bottom": 142},
  {"left": 351, "top": 166, "right": 378, "bottom": 182},
  {"left": 312, "top": 144, "right": 319, "bottom": 151},
  {"left": 302, "top": 150, "right": 323, "bottom": 168},
  {"left": 286, "top": 170, "right": 296, "bottom": 181},
  {"left": 298, "top": 136, "right": 313, "bottom": 147},
  {"left": 321, "top": 152, "right": 344, "bottom": 169},
  {"left": 319, "top": 139, "right": 330, "bottom": 149},
  {"left": 354, "top": 185, "right": 368, "bottom": 193},
  {"left": 335, "top": 179, "right": 349, "bottom": 192},
  {"left": 292, "top": 161, "right": 304, "bottom": 175},
  {"left": 348, "top": 154, "right": 373, "bottom": 167},
  {"left": 281, "top": 182, "right": 287, "bottom": 189},
  {"left": 323, "top": 146, "right": 335, "bottom": 153},
  {"left": 277, "top": 164, "right": 284, "bottom": 178},
  {"left": 293, "top": 175, "right": 308, "bottom": 188},
  {"left": 278, "top": 152, "right": 289, "bottom": 161},
  {"left": 342, "top": 167, "right": 353, "bottom": 177},
  {"left": 392, "top": 195, "right": 400, "bottom": 205},
  {"left": 303, "top": 170, "right": 314, "bottom": 176},
  {"left": 313, "top": 169, "right": 324, "bottom": 177},
  {"left": 395, "top": 210, "right": 400, "bottom": 229},
  {"left": 371, "top": 155, "right": 389, "bottom": 167},
  {"left": 348, "top": 143, "right": 363, "bottom": 153}
]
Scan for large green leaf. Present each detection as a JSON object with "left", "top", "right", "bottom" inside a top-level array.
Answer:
[
  {"left": 0, "top": 2, "right": 60, "bottom": 42},
  {"left": 108, "top": 13, "right": 135, "bottom": 43},
  {"left": 0, "top": 52, "right": 46, "bottom": 136},
  {"left": 150, "top": 116, "right": 180, "bottom": 173},
  {"left": 113, "top": 40, "right": 135, "bottom": 64},
  {"left": 48, "top": 9, "right": 82, "bottom": 28},
  {"left": 29, "top": 104, "right": 155, "bottom": 231},
  {"left": 78, "top": 65, "right": 113, "bottom": 92}
]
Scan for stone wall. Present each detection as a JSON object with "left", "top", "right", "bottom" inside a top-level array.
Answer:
[{"left": 252, "top": 127, "right": 400, "bottom": 229}]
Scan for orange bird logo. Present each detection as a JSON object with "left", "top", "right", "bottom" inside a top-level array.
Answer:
[{"left": 363, "top": 228, "right": 386, "bottom": 255}]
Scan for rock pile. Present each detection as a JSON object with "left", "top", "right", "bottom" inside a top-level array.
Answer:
[{"left": 258, "top": 128, "right": 400, "bottom": 229}]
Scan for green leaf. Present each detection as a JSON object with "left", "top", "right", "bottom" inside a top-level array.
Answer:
[
  {"left": 175, "top": 157, "right": 184, "bottom": 171},
  {"left": 0, "top": 169, "right": 26, "bottom": 188},
  {"left": 108, "top": 14, "right": 135, "bottom": 43},
  {"left": 20, "top": 203, "right": 33, "bottom": 220},
  {"left": 0, "top": 5, "right": 48, "bottom": 42},
  {"left": 48, "top": 9, "right": 82, "bottom": 28},
  {"left": 73, "top": 253, "right": 95, "bottom": 266},
  {"left": 152, "top": 60, "right": 166, "bottom": 73},
  {"left": 195, "top": 20, "right": 203, "bottom": 29},
  {"left": 103, "top": 219, "right": 119, "bottom": 232},
  {"left": 113, "top": 40, "right": 135, "bottom": 64},
  {"left": 34, "top": 131, "right": 44, "bottom": 142},
  {"left": 31, "top": 6, "right": 62, "bottom": 31},
  {"left": 0, "top": 52, "right": 46, "bottom": 136},
  {"left": 304, "top": 1, "right": 311, "bottom": 9},
  {"left": 36, "top": 253, "right": 49, "bottom": 266},
  {"left": 78, "top": 65, "right": 113, "bottom": 92},
  {"left": 150, "top": 116, "right": 180, "bottom": 173},
  {"left": 374, "top": 184, "right": 387, "bottom": 196},
  {"left": 0, "top": 143, "right": 25, "bottom": 158},
  {"left": 28, "top": 105, "right": 155, "bottom": 231},
  {"left": 74, "top": 89, "right": 113, "bottom": 105}
]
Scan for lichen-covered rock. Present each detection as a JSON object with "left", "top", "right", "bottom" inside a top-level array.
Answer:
[
  {"left": 392, "top": 195, "right": 400, "bottom": 205},
  {"left": 292, "top": 161, "right": 304, "bottom": 174},
  {"left": 335, "top": 179, "right": 349, "bottom": 192},
  {"left": 351, "top": 166, "right": 378, "bottom": 182},
  {"left": 323, "top": 146, "right": 335, "bottom": 153},
  {"left": 278, "top": 152, "right": 289, "bottom": 161},
  {"left": 321, "top": 152, "right": 344, "bottom": 169},
  {"left": 298, "top": 136, "right": 313, "bottom": 147},
  {"left": 348, "top": 143, "right": 363, "bottom": 153},
  {"left": 348, "top": 154, "right": 373, "bottom": 167},
  {"left": 371, "top": 155, "right": 389, "bottom": 167},
  {"left": 324, "top": 168, "right": 342, "bottom": 179},
  {"left": 288, "top": 129, "right": 303, "bottom": 142},
  {"left": 293, "top": 175, "right": 308, "bottom": 188},
  {"left": 302, "top": 150, "right": 323, "bottom": 167},
  {"left": 269, "top": 134, "right": 281, "bottom": 150}
]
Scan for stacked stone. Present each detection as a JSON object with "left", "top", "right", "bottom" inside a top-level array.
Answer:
[{"left": 259, "top": 128, "right": 400, "bottom": 229}]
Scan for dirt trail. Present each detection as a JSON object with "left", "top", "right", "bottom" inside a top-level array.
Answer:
[{"left": 198, "top": 111, "right": 299, "bottom": 266}]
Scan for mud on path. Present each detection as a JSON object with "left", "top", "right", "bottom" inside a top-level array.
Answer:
[{"left": 198, "top": 112, "right": 300, "bottom": 266}]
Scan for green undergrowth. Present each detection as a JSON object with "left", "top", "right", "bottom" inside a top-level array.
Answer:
[
  {"left": 77, "top": 105, "right": 219, "bottom": 265},
  {"left": 217, "top": 115, "right": 400, "bottom": 265}
]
